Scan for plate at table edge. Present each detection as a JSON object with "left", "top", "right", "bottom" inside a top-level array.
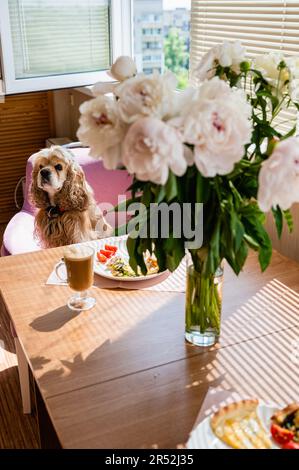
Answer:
[
  {"left": 186, "top": 403, "right": 280, "bottom": 449},
  {"left": 91, "top": 237, "right": 168, "bottom": 282}
]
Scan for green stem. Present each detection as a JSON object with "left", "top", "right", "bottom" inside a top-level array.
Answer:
[{"left": 185, "top": 262, "right": 223, "bottom": 336}]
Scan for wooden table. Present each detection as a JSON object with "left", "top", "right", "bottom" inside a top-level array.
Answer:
[{"left": 0, "top": 247, "right": 298, "bottom": 448}]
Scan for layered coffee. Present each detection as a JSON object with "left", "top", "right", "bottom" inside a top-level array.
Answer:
[{"left": 63, "top": 245, "right": 94, "bottom": 292}]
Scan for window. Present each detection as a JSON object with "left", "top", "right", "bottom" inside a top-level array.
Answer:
[
  {"left": 190, "top": 1, "right": 299, "bottom": 71},
  {"left": 190, "top": 1, "right": 299, "bottom": 132},
  {"left": 0, "top": 0, "right": 132, "bottom": 94},
  {"left": 134, "top": 0, "right": 191, "bottom": 88}
]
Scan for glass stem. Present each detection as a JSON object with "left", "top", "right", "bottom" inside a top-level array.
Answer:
[{"left": 74, "top": 290, "right": 88, "bottom": 300}]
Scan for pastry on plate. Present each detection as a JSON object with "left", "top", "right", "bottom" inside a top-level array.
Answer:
[{"left": 210, "top": 399, "right": 273, "bottom": 449}]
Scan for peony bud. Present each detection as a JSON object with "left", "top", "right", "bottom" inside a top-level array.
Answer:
[{"left": 109, "top": 56, "right": 137, "bottom": 82}]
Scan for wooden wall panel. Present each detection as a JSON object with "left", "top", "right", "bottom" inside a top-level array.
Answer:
[
  {"left": 0, "top": 92, "right": 54, "bottom": 224},
  {"left": 52, "top": 88, "right": 91, "bottom": 140}
]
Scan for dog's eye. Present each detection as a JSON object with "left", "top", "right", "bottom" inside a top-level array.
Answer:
[
  {"left": 39, "top": 165, "right": 43, "bottom": 170},
  {"left": 55, "top": 164, "right": 63, "bottom": 171}
]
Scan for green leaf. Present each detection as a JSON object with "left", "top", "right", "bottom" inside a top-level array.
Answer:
[
  {"left": 165, "top": 171, "right": 178, "bottom": 202},
  {"left": 113, "top": 222, "right": 127, "bottom": 237},
  {"left": 283, "top": 209, "right": 294, "bottom": 233},
  {"left": 127, "top": 236, "right": 147, "bottom": 275},
  {"left": 230, "top": 210, "right": 245, "bottom": 251},
  {"left": 240, "top": 202, "right": 272, "bottom": 272},
  {"left": 256, "top": 90, "right": 279, "bottom": 112},
  {"left": 205, "top": 219, "right": 221, "bottom": 275},
  {"left": 258, "top": 232, "right": 272, "bottom": 272},
  {"left": 272, "top": 206, "right": 283, "bottom": 239},
  {"left": 153, "top": 239, "right": 167, "bottom": 273},
  {"left": 135, "top": 249, "right": 147, "bottom": 275},
  {"left": 196, "top": 172, "right": 210, "bottom": 203},
  {"left": 126, "top": 236, "right": 138, "bottom": 273},
  {"left": 154, "top": 186, "right": 166, "bottom": 204},
  {"left": 234, "top": 241, "right": 249, "bottom": 274},
  {"left": 162, "top": 234, "right": 185, "bottom": 272},
  {"left": 243, "top": 233, "right": 260, "bottom": 250},
  {"left": 281, "top": 124, "right": 297, "bottom": 140},
  {"left": 141, "top": 184, "right": 152, "bottom": 206}
]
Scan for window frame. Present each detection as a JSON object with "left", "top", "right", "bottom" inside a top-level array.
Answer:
[{"left": 0, "top": 0, "right": 133, "bottom": 94}]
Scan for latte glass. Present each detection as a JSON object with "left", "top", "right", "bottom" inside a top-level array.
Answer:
[{"left": 56, "top": 245, "right": 96, "bottom": 311}]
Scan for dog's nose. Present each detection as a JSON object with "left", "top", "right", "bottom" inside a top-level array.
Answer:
[{"left": 40, "top": 168, "right": 51, "bottom": 181}]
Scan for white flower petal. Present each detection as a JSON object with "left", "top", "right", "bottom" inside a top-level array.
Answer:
[
  {"left": 77, "top": 95, "right": 125, "bottom": 169},
  {"left": 181, "top": 77, "right": 252, "bottom": 177},
  {"left": 258, "top": 138, "right": 299, "bottom": 212},
  {"left": 110, "top": 56, "right": 137, "bottom": 82},
  {"left": 194, "top": 41, "right": 246, "bottom": 82},
  {"left": 115, "top": 71, "right": 178, "bottom": 124},
  {"left": 92, "top": 82, "right": 118, "bottom": 96},
  {"left": 122, "top": 117, "right": 186, "bottom": 185}
]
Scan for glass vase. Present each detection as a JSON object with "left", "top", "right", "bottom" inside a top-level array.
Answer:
[{"left": 185, "top": 257, "right": 223, "bottom": 347}]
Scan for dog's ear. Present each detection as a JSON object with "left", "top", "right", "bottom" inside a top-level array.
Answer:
[
  {"left": 30, "top": 167, "right": 49, "bottom": 209},
  {"left": 57, "top": 162, "right": 89, "bottom": 211}
]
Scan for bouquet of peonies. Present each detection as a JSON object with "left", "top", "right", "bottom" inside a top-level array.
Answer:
[{"left": 78, "top": 43, "right": 299, "bottom": 345}]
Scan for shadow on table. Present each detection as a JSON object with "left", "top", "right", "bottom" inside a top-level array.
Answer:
[
  {"left": 30, "top": 305, "right": 80, "bottom": 332},
  {"left": 29, "top": 274, "right": 299, "bottom": 448},
  {"left": 29, "top": 291, "right": 225, "bottom": 448}
]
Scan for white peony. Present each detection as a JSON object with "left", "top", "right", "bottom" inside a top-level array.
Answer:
[
  {"left": 218, "top": 41, "right": 246, "bottom": 70},
  {"left": 92, "top": 81, "right": 118, "bottom": 96},
  {"left": 115, "top": 71, "right": 178, "bottom": 124},
  {"left": 77, "top": 95, "right": 125, "bottom": 169},
  {"left": 258, "top": 138, "right": 299, "bottom": 212},
  {"left": 194, "top": 48, "right": 217, "bottom": 82},
  {"left": 180, "top": 77, "right": 252, "bottom": 177},
  {"left": 92, "top": 56, "right": 137, "bottom": 97},
  {"left": 254, "top": 52, "right": 289, "bottom": 94},
  {"left": 109, "top": 56, "right": 137, "bottom": 82},
  {"left": 122, "top": 117, "right": 187, "bottom": 185},
  {"left": 194, "top": 41, "right": 246, "bottom": 81}
]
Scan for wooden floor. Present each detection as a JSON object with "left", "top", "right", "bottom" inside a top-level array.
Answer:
[{"left": 0, "top": 295, "right": 38, "bottom": 448}]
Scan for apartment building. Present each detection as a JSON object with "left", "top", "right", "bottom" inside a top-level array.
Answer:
[{"left": 134, "top": 0, "right": 164, "bottom": 74}]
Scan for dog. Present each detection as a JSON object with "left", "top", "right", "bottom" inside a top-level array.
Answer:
[{"left": 30, "top": 146, "right": 112, "bottom": 248}]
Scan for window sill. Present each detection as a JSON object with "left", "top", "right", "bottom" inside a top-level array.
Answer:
[{"left": 75, "top": 86, "right": 94, "bottom": 97}]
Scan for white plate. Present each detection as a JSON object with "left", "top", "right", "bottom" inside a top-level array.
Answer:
[
  {"left": 187, "top": 403, "right": 280, "bottom": 449},
  {"left": 91, "top": 236, "right": 167, "bottom": 282}
]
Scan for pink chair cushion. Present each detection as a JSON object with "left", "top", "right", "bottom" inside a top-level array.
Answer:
[
  {"left": 3, "top": 211, "right": 40, "bottom": 255},
  {"left": 2, "top": 147, "right": 133, "bottom": 256}
]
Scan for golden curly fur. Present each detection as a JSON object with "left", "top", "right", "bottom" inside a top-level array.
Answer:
[{"left": 30, "top": 146, "right": 112, "bottom": 248}]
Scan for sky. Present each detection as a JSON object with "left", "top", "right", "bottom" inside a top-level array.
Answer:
[{"left": 163, "top": 0, "right": 191, "bottom": 10}]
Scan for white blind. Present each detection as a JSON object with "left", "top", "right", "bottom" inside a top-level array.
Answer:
[
  {"left": 8, "top": 0, "right": 111, "bottom": 79},
  {"left": 190, "top": 0, "right": 299, "bottom": 133}
]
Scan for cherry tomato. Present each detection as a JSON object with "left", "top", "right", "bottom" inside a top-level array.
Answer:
[
  {"left": 100, "top": 249, "right": 114, "bottom": 259},
  {"left": 271, "top": 423, "right": 294, "bottom": 446},
  {"left": 282, "top": 441, "right": 299, "bottom": 450},
  {"left": 105, "top": 244, "right": 118, "bottom": 254},
  {"left": 97, "top": 253, "right": 107, "bottom": 263}
]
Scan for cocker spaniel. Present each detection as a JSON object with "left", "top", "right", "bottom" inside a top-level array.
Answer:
[{"left": 30, "top": 146, "right": 112, "bottom": 248}]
